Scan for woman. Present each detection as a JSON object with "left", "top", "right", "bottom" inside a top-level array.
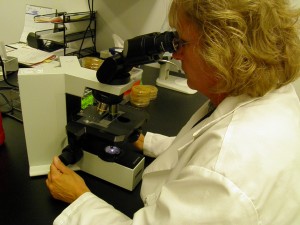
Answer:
[{"left": 47, "top": 0, "right": 300, "bottom": 224}]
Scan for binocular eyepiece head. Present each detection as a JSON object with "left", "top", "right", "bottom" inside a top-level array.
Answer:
[
  {"left": 97, "top": 31, "right": 179, "bottom": 85},
  {"left": 123, "top": 31, "right": 177, "bottom": 59}
]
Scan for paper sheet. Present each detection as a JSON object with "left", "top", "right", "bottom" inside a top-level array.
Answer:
[
  {"left": 20, "top": 5, "right": 56, "bottom": 43},
  {"left": 7, "top": 46, "right": 55, "bottom": 66}
]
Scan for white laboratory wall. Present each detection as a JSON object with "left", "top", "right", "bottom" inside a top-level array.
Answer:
[
  {"left": 291, "top": 0, "right": 300, "bottom": 6},
  {"left": 0, "top": 0, "right": 171, "bottom": 50},
  {"left": 1, "top": 0, "right": 299, "bottom": 50},
  {"left": 0, "top": 0, "right": 299, "bottom": 92},
  {"left": 290, "top": 0, "right": 300, "bottom": 96},
  {"left": 0, "top": 0, "right": 87, "bottom": 45}
]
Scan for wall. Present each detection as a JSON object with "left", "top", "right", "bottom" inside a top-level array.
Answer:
[
  {"left": 0, "top": 0, "right": 87, "bottom": 45},
  {"left": 94, "top": 0, "right": 171, "bottom": 49},
  {"left": 0, "top": 0, "right": 299, "bottom": 93},
  {"left": 1, "top": 0, "right": 299, "bottom": 50},
  {"left": 290, "top": 0, "right": 300, "bottom": 96},
  {"left": 291, "top": 0, "right": 300, "bottom": 7},
  {"left": 0, "top": 0, "right": 171, "bottom": 51}
]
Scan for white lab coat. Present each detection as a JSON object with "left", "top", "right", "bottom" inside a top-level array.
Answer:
[{"left": 54, "top": 84, "right": 300, "bottom": 225}]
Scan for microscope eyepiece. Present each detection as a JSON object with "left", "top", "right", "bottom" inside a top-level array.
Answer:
[{"left": 123, "top": 31, "right": 177, "bottom": 59}]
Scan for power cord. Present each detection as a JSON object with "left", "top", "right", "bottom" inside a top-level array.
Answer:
[
  {"left": 0, "top": 55, "right": 22, "bottom": 123},
  {"left": 0, "top": 92, "right": 13, "bottom": 114},
  {"left": 0, "top": 90, "right": 23, "bottom": 123},
  {"left": 77, "top": 0, "right": 96, "bottom": 57},
  {"left": 0, "top": 55, "right": 19, "bottom": 89}
]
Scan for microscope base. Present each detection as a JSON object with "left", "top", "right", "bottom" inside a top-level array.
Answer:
[{"left": 78, "top": 150, "right": 145, "bottom": 191}]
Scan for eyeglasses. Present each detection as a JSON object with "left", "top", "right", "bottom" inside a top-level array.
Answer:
[{"left": 172, "top": 32, "right": 191, "bottom": 52}]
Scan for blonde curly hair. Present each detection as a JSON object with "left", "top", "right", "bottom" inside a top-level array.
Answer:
[{"left": 169, "top": 0, "right": 300, "bottom": 97}]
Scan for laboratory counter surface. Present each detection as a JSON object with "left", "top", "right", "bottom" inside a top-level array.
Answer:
[{"left": 0, "top": 66, "right": 207, "bottom": 225}]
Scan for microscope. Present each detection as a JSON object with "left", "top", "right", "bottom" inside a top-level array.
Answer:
[{"left": 19, "top": 31, "right": 178, "bottom": 191}]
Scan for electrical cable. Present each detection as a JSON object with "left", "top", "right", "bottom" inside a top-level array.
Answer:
[
  {"left": 78, "top": 0, "right": 96, "bottom": 57},
  {"left": 0, "top": 56, "right": 22, "bottom": 122},
  {"left": 0, "top": 55, "right": 19, "bottom": 89},
  {"left": 0, "top": 91, "right": 23, "bottom": 123},
  {"left": 88, "top": 0, "right": 94, "bottom": 13},
  {"left": 0, "top": 92, "right": 13, "bottom": 114}
]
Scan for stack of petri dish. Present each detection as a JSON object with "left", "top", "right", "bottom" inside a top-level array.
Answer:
[
  {"left": 130, "top": 85, "right": 158, "bottom": 107},
  {"left": 144, "top": 85, "right": 158, "bottom": 100},
  {"left": 81, "top": 57, "right": 104, "bottom": 71}
]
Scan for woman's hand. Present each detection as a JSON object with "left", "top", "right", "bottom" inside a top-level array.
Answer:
[
  {"left": 46, "top": 156, "right": 90, "bottom": 204},
  {"left": 133, "top": 133, "right": 145, "bottom": 151}
]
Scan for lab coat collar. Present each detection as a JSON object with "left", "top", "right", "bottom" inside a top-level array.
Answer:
[
  {"left": 192, "top": 94, "right": 257, "bottom": 138},
  {"left": 172, "top": 94, "right": 256, "bottom": 148},
  {"left": 191, "top": 83, "right": 297, "bottom": 138}
]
